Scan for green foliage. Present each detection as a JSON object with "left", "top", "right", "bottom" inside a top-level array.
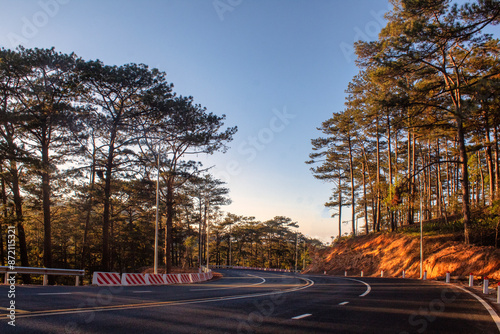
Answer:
[
  {"left": 0, "top": 46, "right": 319, "bottom": 277},
  {"left": 308, "top": 0, "right": 500, "bottom": 243}
]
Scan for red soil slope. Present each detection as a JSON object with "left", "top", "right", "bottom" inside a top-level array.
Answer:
[{"left": 304, "top": 232, "right": 500, "bottom": 280}]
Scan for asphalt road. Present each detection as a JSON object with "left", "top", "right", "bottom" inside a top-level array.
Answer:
[{"left": 1, "top": 269, "right": 499, "bottom": 333}]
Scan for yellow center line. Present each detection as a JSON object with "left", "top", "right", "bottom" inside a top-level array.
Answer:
[
  {"left": 1, "top": 309, "right": 30, "bottom": 314},
  {"left": 190, "top": 274, "right": 266, "bottom": 291}
]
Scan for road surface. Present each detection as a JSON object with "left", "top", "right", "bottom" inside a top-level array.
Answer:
[{"left": 1, "top": 269, "right": 498, "bottom": 333}]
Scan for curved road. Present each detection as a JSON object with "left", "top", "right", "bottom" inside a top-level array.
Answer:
[{"left": 1, "top": 269, "right": 499, "bottom": 333}]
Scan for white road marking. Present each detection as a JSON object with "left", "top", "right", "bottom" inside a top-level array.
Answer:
[
  {"left": 340, "top": 277, "right": 372, "bottom": 297},
  {"left": 292, "top": 313, "right": 312, "bottom": 320},
  {"left": 37, "top": 293, "right": 72, "bottom": 296},
  {"left": 338, "top": 301, "right": 349, "bottom": 305},
  {"left": 190, "top": 274, "right": 266, "bottom": 291},
  {"left": 453, "top": 285, "right": 500, "bottom": 332}
]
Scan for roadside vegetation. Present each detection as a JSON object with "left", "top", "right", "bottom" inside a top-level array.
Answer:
[
  {"left": 308, "top": 0, "right": 500, "bottom": 248},
  {"left": 0, "top": 47, "right": 322, "bottom": 284}
]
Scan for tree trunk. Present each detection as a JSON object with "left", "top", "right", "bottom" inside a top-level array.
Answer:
[
  {"left": 41, "top": 132, "right": 53, "bottom": 277},
  {"left": 456, "top": 117, "right": 472, "bottom": 244},
  {"left": 348, "top": 136, "right": 356, "bottom": 236},
  {"left": 375, "top": 115, "right": 381, "bottom": 232},
  {"left": 479, "top": 152, "right": 485, "bottom": 206},
  {"left": 484, "top": 115, "right": 495, "bottom": 203},
  {"left": 436, "top": 139, "right": 442, "bottom": 217},
  {"left": 362, "top": 161, "right": 369, "bottom": 235},
  {"left": 338, "top": 173, "right": 342, "bottom": 239},
  {"left": 494, "top": 126, "right": 499, "bottom": 200},
  {"left": 10, "top": 160, "right": 31, "bottom": 283},
  {"left": 387, "top": 114, "right": 395, "bottom": 232},
  {"left": 361, "top": 146, "right": 375, "bottom": 232},
  {"left": 102, "top": 142, "right": 115, "bottom": 271},
  {"left": 204, "top": 201, "right": 209, "bottom": 267},
  {"left": 406, "top": 128, "right": 414, "bottom": 226},
  {"left": 81, "top": 142, "right": 96, "bottom": 271},
  {"left": 165, "top": 176, "right": 174, "bottom": 273},
  {"left": 0, "top": 167, "right": 6, "bottom": 266}
]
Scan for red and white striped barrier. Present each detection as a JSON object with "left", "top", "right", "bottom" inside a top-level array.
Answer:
[
  {"left": 122, "top": 273, "right": 147, "bottom": 286},
  {"left": 92, "top": 272, "right": 121, "bottom": 286},
  {"left": 164, "top": 274, "right": 180, "bottom": 284},
  {"left": 178, "top": 273, "right": 191, "bottom": 284},
  {"left": 191, "top": 273, "right": 203, "bottom": 282},
  {"left": 92, "top": 270, "right": 213, "bottom": 286},
  {"left": 146, "top": 273, "right": 166, "bottom": 285}
]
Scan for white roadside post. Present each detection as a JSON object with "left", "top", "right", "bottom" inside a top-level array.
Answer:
[
  {"left": 484, "top": 277, "right": 489, "bottom": 295},
  {"left": 497, "top": 283, "right": 500, "bottom": 304},
  {"left": 402, "top": 270, "right": 405, "bottom": 279},
  {"left": 361, "top": 270, "right": 364, "bottom": 277},
  {"left": 469, "top": 273, "right": 474, "bottom": 287},
  {"left": 423, "top": 270, "right": 427, "bottom": 280},
  {"left": 345, "top": 271, "right": 347, "bottom": 277},
  {"left": 381, "top": 270, "right": 384, "bottom": 277},
  {"left": 445, "top": 271, "right": 450, "bottom": 283}
]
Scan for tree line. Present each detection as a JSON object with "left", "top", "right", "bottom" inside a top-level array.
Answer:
[
  {"left": 308, "top": 0, "right": 500, "bottom": 245},
  {"left": 0, "top": 47, "right": 320, "bottom": 282}
]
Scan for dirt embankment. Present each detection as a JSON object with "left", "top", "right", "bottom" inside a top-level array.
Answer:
[{"left": 304, "top": 232, "right": 500, "bottom": 280}]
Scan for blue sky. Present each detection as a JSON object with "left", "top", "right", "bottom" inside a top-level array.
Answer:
[{"left": 0, "top": 0, "right": 391, "bottom": 242}]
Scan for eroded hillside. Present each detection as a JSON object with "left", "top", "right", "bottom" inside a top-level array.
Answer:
[{"left": 305, "top": 232, "right": 500, "bottom": 280}]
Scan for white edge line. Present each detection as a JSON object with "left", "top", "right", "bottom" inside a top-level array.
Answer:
[
  {"left": 454, "top": 285, "right": 500, "bottom": 333},
  {"left": 37, "top": 293, "right": 73, "bottom": 296},
  {"left": 132, "top": 291, "right": 152, "bottom": 293},
  {"left": 340, "top": 277, "right": 372, "bottom": 297},
  {"left": 338, "top": 301, "right": 349, "bottom": 305},
  {"left": 292, "top": 313, "right": 312, "bottom": 320}
]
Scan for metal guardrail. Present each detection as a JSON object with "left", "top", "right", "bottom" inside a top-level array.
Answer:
[
  {"left": 211, "top": 265, "right": 301, "bottom": 273},
  {"left": 211, "top": 265, "right": 232, "bottom": 269},
  {"left": 0, "top": 266, "right": 85, "bottom": 286}
]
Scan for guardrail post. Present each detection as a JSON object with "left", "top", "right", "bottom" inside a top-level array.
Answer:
[
  {"left": 1, "top": 266, "right": 85, "bottom": 286},
  {"left": 483, "top": 277, "right": 489, "bottom": 295},
  {"left": 75, "top": 276, "right": 80, "bottom": 286},
  {"left": 445, "top": 272, "right": 450, "bottom": 283},
  {"left": 469, "top": 273, "right": 474, "bottom": 287}
]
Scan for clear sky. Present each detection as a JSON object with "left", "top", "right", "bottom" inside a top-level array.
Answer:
[{"left": 0, "top": 0, "right": 391, "bottom": 243}]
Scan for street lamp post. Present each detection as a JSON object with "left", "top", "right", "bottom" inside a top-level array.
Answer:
[
  {"left": 294, "top": 231, "right": 298, "bottom": 273},
  {"left": 302, "top": 239, "right": 306, "bottom": 269},
  {"left": 206, "top": 215, "right": 210, "bottom": 270},
  {"left": 229, "top": 223, "right": 232, "bottom": 267},
  {"left": 154, "top": 154, "right": 160, "bottom": 274}
]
